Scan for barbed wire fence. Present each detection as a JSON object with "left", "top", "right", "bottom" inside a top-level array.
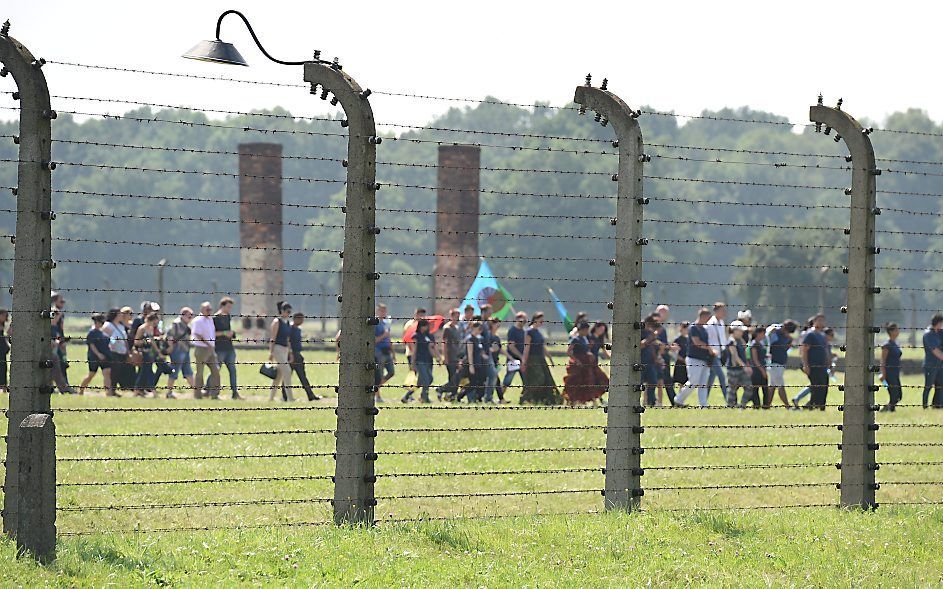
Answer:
[{"left": 0, "top": 25, "right": 940, "bottom": 561}]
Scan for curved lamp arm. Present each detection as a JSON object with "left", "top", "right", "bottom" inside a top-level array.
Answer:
[{"left": 213, "top": 10, "right": 329, "bottom": 66}]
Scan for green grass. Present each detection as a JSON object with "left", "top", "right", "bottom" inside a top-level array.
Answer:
[
  {"left": 1, "top": 348, "right": 941, "bottom": 584},
  {"left": 1, "top": 508, "right": 942, "bottom": 586}
]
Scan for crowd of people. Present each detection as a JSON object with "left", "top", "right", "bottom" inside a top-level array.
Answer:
[{"left": 0, "top": 293, "right": 940, "bottom": 411}]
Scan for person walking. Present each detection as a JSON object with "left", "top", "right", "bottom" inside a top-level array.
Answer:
[
  {"left": 289, "top": 312, "right": 323, "bottom": 401},
  {"left": 673, "top": 308, "right": 714, "bottom": 407},
  {"left": 724, "top": 320, "right": 752, "bottom": 407},
  {"left": 191, "top": 301, "right": 221, "bottom": 400},
  {"left": 520, "top": 312, "right": 562, "bottom": 405},
  {"left": 438, "top": 308, "right": 462, "bottom": 401},
  {"left": 746, "top": 326, "right": 769, "bottom": 408},
  {"left": 372, "top": 303, "right": 394, "bottom": 404},
  {"left": 268, "top": 301, "right": 294, "bottom": 402},
  {"left": 672, "top": 321, "right": 690, "bottom": 402},
  {"left": 50, "top": 292, "right": 73, "bottom": 391},
  {"left": 921, "top": 314, "right": 943, "bottom": 409},
  {"left": 502, "top": 311, "right": 528, "bottom": 399},
  {"left": 766, "top": 319, "right": 798, "bottom": 408},
  {"left": 464, "top": 321, "right": 488, "bottom": 403},
  {"left": 79, "top": 313, "right": 111, "bottom": 395},
  {"left": 132, "top": 312, "right": 161, "bottom": 396},
  {"left": 165, "top": 307, "right": 195, "bottom": 399},
  {"left": 641, "top": 314, "right": 664, "bottom": 406},
  {"left": 704, "top": 302, "right": 729, "bottom": 403},
  {"left": 49, "top": 308, "right": 75, "bottom": 394},
  {"left": 654, "top": 305, "right": 675, "bottom": 404},
  {"left": 563, "top": 321, "right": 608, "bottom": 406},
  {"left": 488, "top": 317, "right": 505, "bottom": 403},
  {"left": 401, "top": 307, "right": 424, "bottom": 403},
  {"left": 800, "top": 313, "right": 830, "bottom": 410},
  {"left": 880, "top": 322, "right": 903, "bottom": 412},
  {"left": 103, "top": 307, "right": 132, "bottom": 395},
  {"left": 588, "top": 321, "right": 611, "bottom": 362},
  {"left": 213, "top": 297, "right": 241, "bottom": 400},
  {"left": 411, "top": 318, "right": 440, "bottom": 403}
]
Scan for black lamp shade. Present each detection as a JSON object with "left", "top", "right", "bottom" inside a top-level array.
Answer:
[{"left": 182, "top": 39, "right": 248, "bottom": 66}]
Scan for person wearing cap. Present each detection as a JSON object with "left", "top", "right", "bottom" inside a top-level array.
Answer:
[
  {"left": 563, "top": 321, "right": 608, "bottom": 405},
  {"left": 725, "top": 320, "right": 752, "bottom": 407},
  {"left": 737, "top": 309, "right": 753, "bottom": 329}
]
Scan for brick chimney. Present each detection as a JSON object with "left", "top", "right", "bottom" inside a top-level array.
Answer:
[
  {"left": 434, "top": 145, "right": 480, "bottom": 316},
  {"left": 239, "top": 143, "right": 284, "bottom": 344}
]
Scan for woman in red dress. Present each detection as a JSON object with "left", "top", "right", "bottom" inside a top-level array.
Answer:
[{"left": 563, "top": 321, "right": 609, "bottom": 405}]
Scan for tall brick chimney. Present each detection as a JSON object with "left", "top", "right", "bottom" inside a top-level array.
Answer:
[
  {"left": 239, "top": 143, "right": 284, "bottom": 344},
  {"left": 434, "top": 145, "right": 480, "bottom": 316}
]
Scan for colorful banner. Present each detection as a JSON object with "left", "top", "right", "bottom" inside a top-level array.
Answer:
[
  {"left": 548, "top": 287, "right": 574, "bottom": 333},
  {"left": 460, "top": 259, "right": 515, "bottom": 320}
]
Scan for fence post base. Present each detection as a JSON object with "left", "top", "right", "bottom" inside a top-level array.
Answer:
[{"left": 16, "top": 413, "right": 56, "bottom": 563}]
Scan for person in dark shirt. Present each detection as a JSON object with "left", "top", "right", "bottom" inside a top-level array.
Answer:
[
  {"left": 464, "top": 321, "right": 489, "bottom": 403},
  {"left": 640, "top": 314, "right": 664, "bottom": 406},
  {"left": 563, "top": 321, "right": 608, "bottom": 405},
  {"left": 880, "top": 322, "right": 903, "bottom": 412},
  {"left": 502, "top": 312, "right": 528, "bottom": 398},
  {"left": 671, "top": 321, "right": 690, "bottom": 395},
  {"left": 411, "top": 318, "right": 440, "bottom": 403},
  {"left": 746, "top": 326, "right": 769, "bottom": 408},
  {"left": 79, "top": 313, "right": 111, "bottom": 395},
  {"left": 921, "top": 313, "right": 943, "bottom": 409},
  {"left": 288, "top": 313, "right": 323, "bottom": 402},
  {"left": 800, "top": 314, "right": 829, "bottom": 410},
  {"left": 520, "top": 312, "right": 562, "bottom": 405},
  {"left": 213, "top": 297, "right": 241, "bottom": 400},
  {"left": 674, "top": 308, "right": 714, "bottom": 407},
  {"left": 766, "top": 320, "right": 798, "bottom": 408}
]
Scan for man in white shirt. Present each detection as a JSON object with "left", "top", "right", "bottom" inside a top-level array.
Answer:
[
  {"left": 704, "top": 301, "right": 729, "bottom": 404},
  {"left": 190, "top": 301, "right": 220, "bottom": 399}
]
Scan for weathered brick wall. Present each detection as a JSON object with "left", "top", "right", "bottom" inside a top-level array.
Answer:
[
  {"left": 434, "top": 145, "right": 480, "bottom": 315},
  {"left": 238, "top": 143, "right": 284, "bottom": 343}
]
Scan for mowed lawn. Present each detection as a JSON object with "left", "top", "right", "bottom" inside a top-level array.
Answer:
[{"left": 0, "top": 348, "right": 941, "bottom": 585}]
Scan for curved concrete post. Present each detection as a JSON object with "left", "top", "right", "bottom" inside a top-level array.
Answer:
[
  {"left": 574, "top": 81, "right": 645, "bottom": 511},
  {"left": 0, "top": 25, "right": 54, "bottom": 541},
  {"left": 809, "top": 101, "right": 878, "bottom": 509},
  {"left": 304, "top": 62, "right": 377, "bottom": 525}
]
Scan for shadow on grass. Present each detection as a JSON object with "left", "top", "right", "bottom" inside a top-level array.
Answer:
[
  {"left": 420, "top": 521, "right": 475, "bottom": 552},
  {"left": 69, "top": 538, "right": 173, "bottom": 584}
]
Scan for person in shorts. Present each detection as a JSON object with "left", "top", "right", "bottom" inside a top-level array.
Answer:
[{"left": 79, "top": 313, "right": 111, "bottom": 395}]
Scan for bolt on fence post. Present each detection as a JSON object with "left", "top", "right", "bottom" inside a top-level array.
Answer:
[
  {"left": 809, "top": 100, "right": 878, "bottom": 509},
  {"left": 574, "top": 79, "right": 645, "bottom": 510},
  {"left": 0, "top": 23, "right": 55, "bottom": 545},
  {"left": 304, "top": 62, "right": 377, "bottom": 525}
]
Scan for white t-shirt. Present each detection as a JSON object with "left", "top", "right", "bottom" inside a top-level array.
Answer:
[
  {"left": 706, "top": 316, "right": 726, "bottom": 352},
  {"left": 190, "top": 315, "right": 216, "bottom": 348}
]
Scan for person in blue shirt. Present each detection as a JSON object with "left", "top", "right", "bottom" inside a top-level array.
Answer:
[
  {"left": 880, "top": 322, "right": 903, "bottom": 412},
  {"left": 922, "top": 313, "right": 943, "bottom": 409},
  {"left": 520, "top": 312, "right": 562, "bottom": 405},
  {"left": 674, "top": 308, "right": 714, "bottom": 407},
  {"left": 502, "top": 312, "right": 528, "bottom": 397},
  {"left": 410, "top": 318, "right": 440, "bottom": 404},
  {"left": 288, "top": 313, "right": 323, "bottom": 402},
  {"left": 800, "top": 314, "right": 830, "bottom": 410},
  {"left": 79, "top": 313, "right": 111, "bottom": 395}
]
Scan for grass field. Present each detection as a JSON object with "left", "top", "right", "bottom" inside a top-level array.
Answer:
[{"left": 1, "top": 347, "right": 941, "bottom": 584}]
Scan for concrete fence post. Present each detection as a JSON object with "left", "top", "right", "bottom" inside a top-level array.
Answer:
[
  {"left": 303, "top": 61, "right": 378, "bottom": 525},
  {"left": 16, "top": 413, "right": 55, "bottom": 562},
  {"left": 809, "top": 98, "right": 879, "bottom": 509},
  {"left": 0, "top": 22, "right": 55, "bottom": 542},
  {"left": 574, "top": 78, "right": 646, "bottom": 511}
]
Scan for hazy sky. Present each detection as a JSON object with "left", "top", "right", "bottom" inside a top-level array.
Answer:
[{"left": 1, "top": 1, "right": 940, "bottom": 128}]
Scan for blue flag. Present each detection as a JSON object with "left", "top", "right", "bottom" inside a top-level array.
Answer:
[
  {"left": 548, "top": 288, "right": 574, "bottom": 333},
  {"left": 460, "top": 259, "right": 514, "bottom": 320}
]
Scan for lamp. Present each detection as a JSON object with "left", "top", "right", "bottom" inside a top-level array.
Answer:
[{"left": 183, "top": 10, "right": 322, "bottom": 67}]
